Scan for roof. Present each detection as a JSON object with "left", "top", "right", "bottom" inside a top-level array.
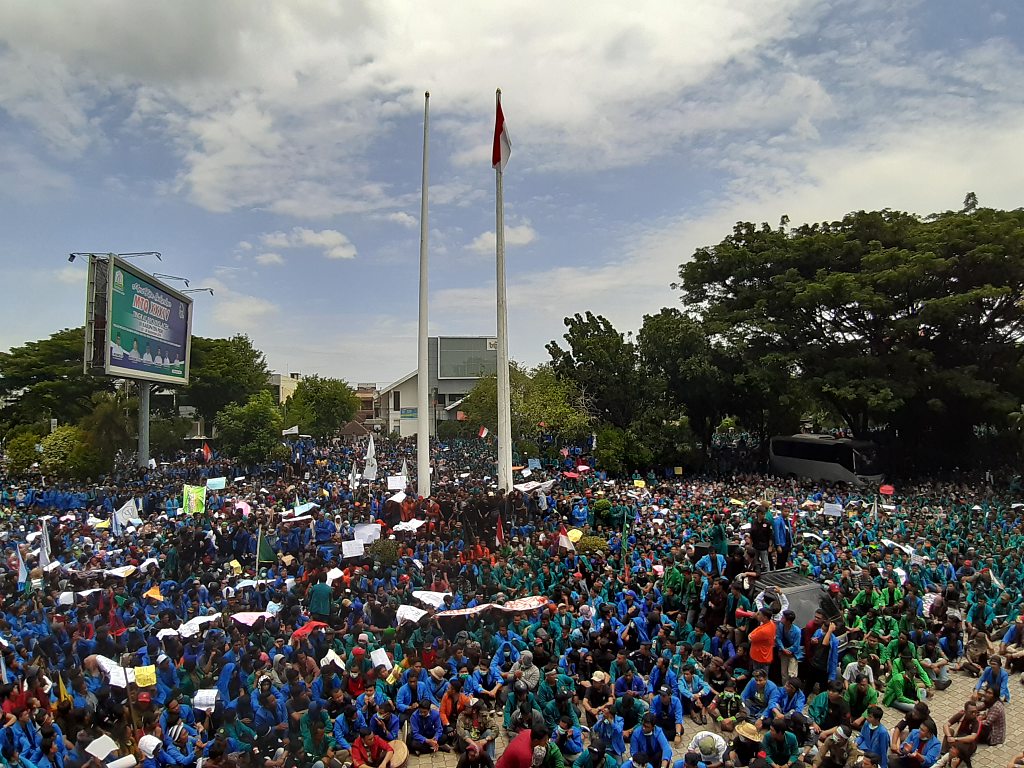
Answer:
[
  {"left": 378, "top": 370, "right": 416, "bottom": 395},
  {"left": 339, "top": 421, "right": 370, "bottom": 437}
]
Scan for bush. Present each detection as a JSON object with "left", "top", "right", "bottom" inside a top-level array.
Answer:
[
  {"left": 4, "top": 432, "right": 41, "bottom": 475},
  {"left": 367, "top": 537, "right": 399, "bottom": 566}
]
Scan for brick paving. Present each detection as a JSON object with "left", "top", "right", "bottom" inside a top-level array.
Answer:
[{"left": 406, "top": 671, "right": 1022, "bottom": 768}]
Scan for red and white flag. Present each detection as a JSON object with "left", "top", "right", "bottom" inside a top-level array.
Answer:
[
  {"left": 496, "top": 511, "right": 505, "bottom": 548},
  {"left": 558, "top": 525, "right": 575, "bottom": 552},
  {"left": 202, "top": 442, "right": 212, "bottom": 463},
  {"left": 478, "top": 426, "right": 489, "bottom": 439},
  {"left": 492, "top": 97, "right": 511, "bottom": 170}
]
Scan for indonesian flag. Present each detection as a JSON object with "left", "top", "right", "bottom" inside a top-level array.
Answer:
[
  {"left": 558, "top": 525, "right": 575, "bottom": 552},
  {"left": 492, "top": 97, "right": 511, "bottom": 170},
  {"left": 496, "top": 511, "right": 505, "bottom": 548},
  {"left": 478, "top": 426, "right": 489, "bottom": 439},
  {"left": 202, "top": 442, "right": 212, "bottom": 463}
]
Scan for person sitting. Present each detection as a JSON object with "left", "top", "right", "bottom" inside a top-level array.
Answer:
[
  {"left": 761, "top": 718, "right": 800, "bottom": 768},
  {"left": 855, "top": 707, "right": 889, "bottom": 768},
  {"left": 351, "top": 727, "right": 395, "bottom": 768},
  {"left": 628, "top": 714, "right": 672, "bottom": 768},
  {"left": 973, "top": 655, "right": 1010, "bottom": 703},
  {"left": 740, "top": 670, "right": 780, "bottom": 729},
  {"left": 409, "top": 698, "right": 448, "bottom": 755},
  {"left": 895, "top": 720, "right": 940, "bottom": 768}
]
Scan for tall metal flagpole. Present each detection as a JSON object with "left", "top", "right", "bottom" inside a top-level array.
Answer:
[
  {"left": 417, "top": 92, "right": 432, "bottom": 498},
  {"left": 495, "top": 88, "right": 513, "bottom": 493}
]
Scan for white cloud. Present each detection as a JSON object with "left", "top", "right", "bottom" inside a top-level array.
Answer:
[
  {"left": 53, "top": 265, "right": 86, "bottom": 285},
  {"left": 255, "top": 252, "right": 285, "bottom": 266},
  {"left": 383, "top": 211, "right": 418, "bottom": 229},
  {"left": 467, "top": 223, "right": 537, "bottom": 255},
  {"left": 257, "top": 227, "right": 357, "bottom": 260}
]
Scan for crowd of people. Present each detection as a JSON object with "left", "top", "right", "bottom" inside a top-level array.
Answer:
[{"left": 0, "top": 436, "right": 1021, "bottom": 768}]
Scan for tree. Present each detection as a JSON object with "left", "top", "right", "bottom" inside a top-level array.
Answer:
[
  {"left": 4, "top": 432, "right": 40, "bottom": 475},
  {"left": 678, "top": 206, "right": 1024, "bottom": 469},
  {"left": 184, "top": 335, "right": 271, "bottom": 425},
  {"left": 0, "top": 327, "right": 115, "bottom": 431},
  {"left": 461, "top": 363, "right": 592, "bottom": 442},
  {"left": 546, "top": 312, "right": 643, "bottom": 429},
  {"left": 40, "top": 425, "right": 101, "bottom": 479},
  {"left": 150, "top": 417, "right": 194, "bottom": 460},
  {"left": 214, "top": 391, "right": 283, "bottom": 464},
  {"left": 78, "top": 391, "right": 134, "bottom": 468},
  {"left": 281, "top": 375, "right": 360, "bottom": 439}
]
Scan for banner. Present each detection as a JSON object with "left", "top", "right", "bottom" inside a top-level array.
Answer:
[
  {"left": 206, "top": 477, "right": 227, "bottom": 490},
  {"left": 182, "top": 485, "right": 206, "bottom": 515},
  {"left": 105, "top": 257, "right": 192, "bottom": 386}
]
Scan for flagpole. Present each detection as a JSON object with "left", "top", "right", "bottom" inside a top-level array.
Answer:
[
  {"left": 495, "top": 88, "right": 513, "bottom": 494},
  {"left": 417, "top": 91, "right": 432, "bottom": 499}
]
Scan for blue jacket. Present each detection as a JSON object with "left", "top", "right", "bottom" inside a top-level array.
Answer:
[
  {"left": 902, "top": 730, "right": 940, "bottom": 768},
  {"left": 740, "top": 679, "right": 782, "bottom": 719},
  {"left": 629, "top": 726, "right": 672, "bottom": 766},
  {"left": 409, "top": 710, "right": 442, "bottom": 745},
  {"left": 776, "top": 623, "right": 803, "bottom": 661},
  {"left": 856, "top": 723, "right": 890, "bottom": 768},
  {"left": 772, "top": 515, "right": 793, "bottom": 548},
  {"left": 592, "top": 714, "right": 626, "bottom": 757},
  {"left": 976, "top": 667, "right": 1010, "bottom": 701},
  {"left": 650, "top": 695, "right": 683, "bottom": 727}
]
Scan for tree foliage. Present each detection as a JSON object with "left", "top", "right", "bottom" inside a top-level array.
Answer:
[
  {"left": 4, "top": 432, "right": 40, "bottom": 475},
  {"left": 40, "top": 425, "right": 101, "bottom": 479},
  {"left": 150, "top": 417, "right": 194, "bottom": 460},
  {"left": 214, "top": 391, "right": 284, "bottom": 464},
  {"left": 184, "top": 335, "right": 270, "bottom": 425},
  {"left": 678, "top": 206, "right": 1024, "bottom": 469},
  {"left": 281, "top": 375, "right": 360, "bottom": 439},
  {"left": 0, "top": 327, "right": 114, "bottom": 431},
  {"left": 78, "top": 392, "right": 134, "bottom": 467},
  {"left": 461, "top": 363, "right": 592, "bottom": 442}
]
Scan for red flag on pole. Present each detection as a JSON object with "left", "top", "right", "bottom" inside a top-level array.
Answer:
[
  {"left": 558, "top": 525, "right": 575, "bottom": 552},
  {"left": 203, "top": 442, "right": 212, "bottom": 463},
  {"left": 496, "top": 511, "right": 505, "bottom": 548},
  {"left": 492, "top": 97, "right": 511, "bottom": 170},
  {"left": 478, "top": 426, "right": 489, "bottom": 439}
]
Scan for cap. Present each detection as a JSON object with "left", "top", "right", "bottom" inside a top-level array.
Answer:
[
  {"left": 137, "top": 692, "right": 152, "bottom": 704},
  {"left": 828, "top": 583, "right": 840, "bottom": 594},
  {"left": 697, "top": 736, "right": 718, "bottom": 756},
  {"left": 157, "top": 653, "right": 170, "bottom": 664},
  {"left": 358, "top": 633, "right": 370, "bottom": 643},
  {"left": 591, "top": 671, "right": 607, "bottom": 683},
  {"left": 139, "top": 735, "right": 162, "bottom": 758}
]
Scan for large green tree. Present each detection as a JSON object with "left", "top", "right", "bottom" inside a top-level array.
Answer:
[
  {"left": 214, "top": 390, "right": 284, "bottom": 464},
  {"left": 678, "top": 204, "right": 1024, "bottom": 468},
  {"left": 281, "top": 375, "right": 360, "bottom": 439},
  {"left": 78, "top": 391, "right": 134, "bottom": 467},
  {"left": 461, "top": 363, "right": 592, "bottom": 442},
  {"left": 0, "top": 327, "right": 115, "bottom": 430},
  {"left": 184, "top": 335, "right": 270, "bottom": 425},
  {"left": 546, "top": 312, "right": 643, "bottom": 429}
]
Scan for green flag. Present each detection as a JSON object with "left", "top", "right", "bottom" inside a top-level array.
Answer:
[
  {"left": 182, "top": 484, "right": 207, "bottom": 516},
  {"left": 257, "top": 526, "right": 275, "bottom": 565}
]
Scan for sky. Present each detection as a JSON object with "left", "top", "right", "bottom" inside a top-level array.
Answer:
[{"left": 1, "top": 0, "right": 1022, "bottom": 386}]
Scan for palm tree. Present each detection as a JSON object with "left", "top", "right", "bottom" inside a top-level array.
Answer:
[{"left": 79, "top": 391, "right": 134, "bottom": 466}]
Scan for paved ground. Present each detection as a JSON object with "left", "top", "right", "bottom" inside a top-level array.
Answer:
[{"left": 406, "top": 670, "right": 1022, "bottom": 768}]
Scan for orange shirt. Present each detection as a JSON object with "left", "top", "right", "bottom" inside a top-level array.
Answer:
[{"left": 749, "top": 620, "right": 777, "bottom": 664}]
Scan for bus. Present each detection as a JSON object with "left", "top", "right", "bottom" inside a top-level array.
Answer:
[{"left": 769, "top": 434, "right": 884, "bottom": 485}]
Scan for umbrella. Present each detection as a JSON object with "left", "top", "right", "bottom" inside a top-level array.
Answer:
[
  {"left": 567, "top": 529, "right": 583, "bottom": 543},
  {"left": 235, "top": 501, "right": 252, "bottom": 517}
]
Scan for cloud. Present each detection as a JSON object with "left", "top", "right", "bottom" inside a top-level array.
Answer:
[
  {"left": 255, "top": 252, "right": 285, "bottom": 266},
  {"left": 53, "top": 265, "right": 86, "bottom": 285},
  {"left": 257, "top": 227, "right": 357, "bottom": 260},
  {"left": 467, "top": 223, "right": 537, "bottom": 255},
  {"left": 383, "top": 211, "right": 418, "bottom": 229}
]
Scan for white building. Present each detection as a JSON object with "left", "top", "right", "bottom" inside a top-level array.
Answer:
[{"left": 379, "top": 336, "right": 496, "bottom": 437}]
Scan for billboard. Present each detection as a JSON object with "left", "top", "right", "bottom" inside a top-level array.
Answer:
[
  {"left": 437, "top": 336, "right": 497, "bottom": 379},
  {"left": 86, "top": 256, "right": 193, "bottom": 385}
]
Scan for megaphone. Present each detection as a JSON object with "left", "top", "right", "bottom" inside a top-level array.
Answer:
[{"left": 735, "top": 608, "right": 756, "bottom": 620}]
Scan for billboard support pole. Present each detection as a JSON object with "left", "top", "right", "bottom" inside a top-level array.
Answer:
[{"left": 137, "top": 381, "right": 151, "bottom": 468}]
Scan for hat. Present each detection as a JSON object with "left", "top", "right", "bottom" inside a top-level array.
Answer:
[
  {"left": 828, "top": 583, "right": 840, "bottom": 594},
  {"left": 358, "top": 633, "right": 370, "bottom": 643},
  {"left": 735, "top": 722, "right": 761, "bottom": 741},
  {"left": 591, "top": 671, "right": 607, "bottom": 683},
  {"left": 352, "top": 647, "right": 366, "bottom": 657},
  {"left": 139, "top": 735, "right": 162, "bottom": 758},
  {"left": 157, "top": 653, "right": 170, "bottom": 664},
  {"left": 168, "top": 724, "right": 186, "bottom": 742},
  {"left": 697, "top": 736, "right": 719, "bottom": 756},
  {"left": 429, "top": 666, "right": 447, "bottom": 681},
  {"left": 137, "top": 692, "right": 152, "bottom": 704}
]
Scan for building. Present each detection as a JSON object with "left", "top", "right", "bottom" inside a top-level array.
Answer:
[
  {"left": 268, "top": 372, "right": 302, "bottom": 404},
  {"left": 354, "top": 383, "right": 380, "bottom": 424},
  {"left": 379, "top": 336, "right": 497, "bottom": 437}
]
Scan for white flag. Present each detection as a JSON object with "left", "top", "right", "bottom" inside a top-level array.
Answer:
[
  {"left": 349, "top": 460, "right": 359, "bottom": 489},
  {"left": 114, "top": 497, "right": 140, "bottom": 529},
  {"left": 38, "top": 520, "right": 51, "bottom": 569},
  {"left": 362, "top": 434, "right": 378, "bottom": 481},
  {"left": 282, "top": 425, "right": 299, "bottom": 436},
  {"left": 16, "top": 546, "right": 28, "bottom": 588},
  {"left": 401, "top": 458, "right": 410, "bottom": 479}
]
